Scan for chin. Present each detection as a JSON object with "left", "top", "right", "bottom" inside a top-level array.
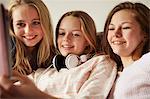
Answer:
[
  {"left": 61, "top": 53, "right": 68, "bottom": 57},
  {"left": 113, "top": 50, "right": 121, "bottom": 56},
  {"left": 26, "top": 45, "right": 36, "bottom": 47}
]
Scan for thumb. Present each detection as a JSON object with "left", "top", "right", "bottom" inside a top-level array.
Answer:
[
  {"left": 11, "top": 71, "right": 32, "bottom": 84},
  {"left": 0, "top": 75, "right": 13, "bottom": 91}
]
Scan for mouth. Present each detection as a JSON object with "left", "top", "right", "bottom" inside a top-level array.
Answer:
[
  {"left": 23, "top": 35, "right": 37, "bottom": 40},
  {"left": 112, "top": 41, "right": 126, "bottom": 45},
  {"left": 62, "top": 45, "right": 74, "bottom": 49}
]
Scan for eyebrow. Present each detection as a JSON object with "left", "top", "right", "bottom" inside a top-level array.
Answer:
[
  {"left": 32, "top": 18, "right": 40, "bottom": 21},
  {"left": 109, "top": 21, "right": 134, "bottom": 26},
  {"left": 14, "top": 18, "right": 40, "bottom": 22},
  {"left": 59, "top": 28, "right": 81, "bottom": 32},
  {"left": 14, "top": 20, "right": 24, "bottom": 23}
]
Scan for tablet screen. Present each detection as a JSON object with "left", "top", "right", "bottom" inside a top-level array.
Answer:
[{"left": 0, "top": 4, "right": 10, "bottom": 77}]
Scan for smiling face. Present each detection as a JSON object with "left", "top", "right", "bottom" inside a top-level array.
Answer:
[
  {"left": 107, "top": 9, "right": 145, "bottom": 57},
  {"left": 57, "top": 16, "right": 89, "bottom": 57},
  {"left": 12, "top": 4, "right": 44, "bottom": 48}
]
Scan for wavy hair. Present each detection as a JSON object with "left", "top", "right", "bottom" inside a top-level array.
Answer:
[
  {"left": 101, "top": 1, "right": 150, "bottom": 71},
  {"left": 55, "top": 11, "right": 97, "bottom": 55},
  {"left": 8, "top": 0, "right": 55, "bottom": 75}
]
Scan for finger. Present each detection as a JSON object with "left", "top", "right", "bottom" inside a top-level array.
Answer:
[
  {"left": 0, "top": 75, "right": 13, "bottom": 91},
  {"left": 0, "top": 87, "right": 12, "bottom": 98},
  {"left": 11, "top": 74, "right": 32, "bottom": 85},
  {"left": 12, "top": 70, "right": 22, "bottom": 76}
]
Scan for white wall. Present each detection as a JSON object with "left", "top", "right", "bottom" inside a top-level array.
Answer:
[
  {"left": 42, "top": 0, "right": 150, "bottom": 32},
  {"left": 1, "top": 0, "right": 150, "bottom": 32}
]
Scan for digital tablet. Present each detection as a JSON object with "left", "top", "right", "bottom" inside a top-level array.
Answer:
[{"left": 0, "top": 4, "right": 10, "bottom": 77}]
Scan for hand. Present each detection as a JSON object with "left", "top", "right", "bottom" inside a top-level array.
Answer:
[{"left": 0, "top": 72, "right": 51, "bottom": 98}]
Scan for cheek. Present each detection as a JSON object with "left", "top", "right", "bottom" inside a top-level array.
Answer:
[
  {"left": 129, "top": 37, "right": 142, "bottom": 46},
  {"left": 125, "top": 32, "right": 142, "bottom": 43},
  {"left": 107, "top": 34, "right": 111, "bottom": 44},
  {"left": 78, "top": 41, "right": 88, "bottom": 51},
  {"left": 13, "top": 29, "right": 21, "bottom": 37},
  {"left": 57, "top": 38, "right": 62, "bottom": 48},
  {"left": 13, "top": 25, "right": 22, "bottom": 36},
  {"left": 40, "top": 32, "right": 44, "bottom": 38},
  {"left": 125, "top": 33, "right": 143, "bottom": 51}
]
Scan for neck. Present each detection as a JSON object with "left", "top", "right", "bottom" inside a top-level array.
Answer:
[
  {"left": 27, "top": 47, "right": 34, "bottom": 52},
  {"left": 26, "top": 46, "right": 38, "bottom": 54},
  {"left": 121, "top": 56, "right": 134, "bottom": 68}
]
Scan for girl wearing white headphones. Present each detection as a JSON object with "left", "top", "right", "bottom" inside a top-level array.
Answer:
[{"left": 0, "top": 10, "right": 117, "bottom": 99}]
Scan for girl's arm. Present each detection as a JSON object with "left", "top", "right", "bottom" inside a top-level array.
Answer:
[
  {"left": 0, "top": 73, "right": 57, "bottom": 99},
  {"left": 78, "top": 55, "right": 117, "bottom": 99}
]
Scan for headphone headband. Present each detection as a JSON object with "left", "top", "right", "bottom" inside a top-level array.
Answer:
[{"left": 53, "top": 54, "right": 88, "bottom": 72}]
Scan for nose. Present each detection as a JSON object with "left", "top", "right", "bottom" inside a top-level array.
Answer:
[
  {"left": 24, "top": 24, "right": 33, "bottom": 34},
  {"left": 63, "top": 33, "right": 71, "bottom": 41},
  {"left": 114, "top": 27, "right": 122, "bottom": 37}
]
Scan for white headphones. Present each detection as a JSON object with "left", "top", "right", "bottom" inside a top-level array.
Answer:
[{"left": 52, "top": 54, "right": 88, "bottom": 72}]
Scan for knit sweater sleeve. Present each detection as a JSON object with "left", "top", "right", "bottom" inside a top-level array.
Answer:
[{"left": 77, "top": 55, "right": 117, "bottom": 99}]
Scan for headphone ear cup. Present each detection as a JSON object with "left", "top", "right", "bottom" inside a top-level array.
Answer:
[
  {"left": 52, "top": 54, "right": 89, "bottom": 71},
  {"left": 65, "top": 54, "right": 80, "bottom": 69},
  {"left": 52, "top": 55, "right": 66, "bottom": 71},
  {"left": 80, "top": 55, "right": 88, "bottom": 62}
]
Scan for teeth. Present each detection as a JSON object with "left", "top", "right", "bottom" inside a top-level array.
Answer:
[
  {"left": 113, "top": 41, "right": 124, "bottom": 45},
  {"left": 62, "top": 45, "right": 73, "bottom": 48},
  {"left": 63, "top": 46, "right": 71, "bottom": 48},
  {"left": 24, "top": 36, "right": 35, "bottom": 39}
]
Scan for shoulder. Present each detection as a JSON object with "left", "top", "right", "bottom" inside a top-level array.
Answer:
[
  {"left": 118, "top": 52, "right": 150, "bottom": 83},
  {"left": 88, "top": 55, "right": 117, "bottom": 75},
  {"left": 91, "top": 55, "right": 117, "bottom": 68},
  {"left": 122, "top": 52, "right": 150, "bottom": 76},
  {"left": 114, "top": 52, "right": 150, "bottom": 99},
  {"left": 138, "top": 52, "right": 150, "bottom": 72},
  {"left": 91, "top": 54, "right": 115, "bottom": 63}
]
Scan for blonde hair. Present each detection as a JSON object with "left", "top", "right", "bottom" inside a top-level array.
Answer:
[{"left": 9, "top": 0, "right": 55, "bottom": 75}]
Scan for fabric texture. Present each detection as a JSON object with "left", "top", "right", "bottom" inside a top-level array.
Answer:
[
  {"left": 114, "top": 52, "right": 150, "bottom": 99},
  {"left": 28, "top": 55, "right": 117, "bottom": 99}
]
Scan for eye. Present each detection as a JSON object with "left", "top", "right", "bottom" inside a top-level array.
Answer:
[
  {"left": 122, "top": 26, "right": 131, "bottom": 29},
  {"left": 108, "top": 25, "right": 115, "bottom": 31},
  {"left": 58, "top": 31, "right": 65, "bottom": 36},
  {"left": 108, "top": 27, "right": 115, "bottom": 31},
  {"left": 73, "top": 33, "right": 80, "bottom": 37},
  {"left": 32, "top": 20, "right": 40, "bottom": 26},
  {"left": 122, "top": 23, "right": 132, "bottom": 30},
  {"left": 16, "top": 22, "right": 26, "bottom": 28},
  {"left": 72, "top": 31, "right": 81, "bottom": 37}
]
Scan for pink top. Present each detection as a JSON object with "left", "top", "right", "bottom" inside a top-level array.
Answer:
[{"left": 29, "top": 55, "right": 117, "bottom": 99}]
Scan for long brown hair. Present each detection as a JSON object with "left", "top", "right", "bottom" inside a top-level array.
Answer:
[
  {"left": 55, "top": 11, "right": 97, "bottom": 55},
  {"left": 101, "top": 2, "right": 150, "bottom": 71}
]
